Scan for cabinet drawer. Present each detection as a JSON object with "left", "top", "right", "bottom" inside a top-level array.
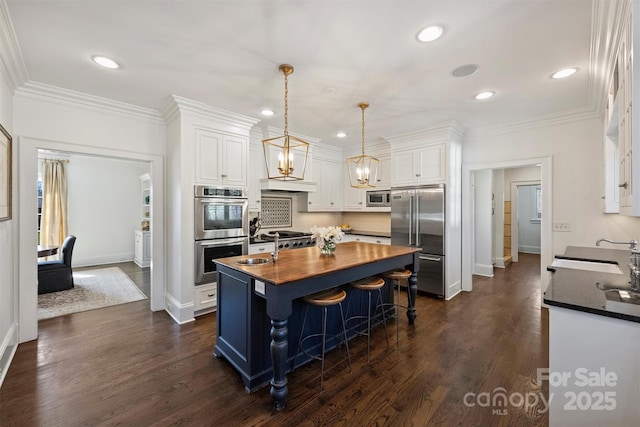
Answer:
[
  {"left": 195, "top": 284, "right": 217, "bottom": 311},
  {"left": 249, "top": 243, "right": 275, "bottom": 254}
]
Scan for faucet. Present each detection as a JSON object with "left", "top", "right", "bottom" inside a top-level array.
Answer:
[
  {"left": 596, "top": 238, "right": 640, "bottom": 290},
  {"left": 270, "top": 232, "right": 280, "bottom": 263},
  {"left": 595, "top": 238, "right": 639, "bottom": 250}
]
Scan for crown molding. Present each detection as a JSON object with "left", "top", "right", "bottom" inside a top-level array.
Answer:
[
  {"left": 16, "top": 81, "right": 164, "bottom": 122},
  {"left": 0, "top": 0, "right": 29, "bottom": 90},
  {"left": 384, "top": 120, "right": 466, "bottom": 146},
  {"left": 163, "top": 95, "right": 259, "bottom": 132},
  {"left": 480, "top": 106, "right": 602, "bottom": 135}
]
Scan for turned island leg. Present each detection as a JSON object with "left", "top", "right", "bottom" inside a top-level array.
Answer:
[
  {"left": 407, "top": 271, "right": 418, "bottom": 324},
  {"left": 270, "top": 318, "right": 288, "bottom": 411}
]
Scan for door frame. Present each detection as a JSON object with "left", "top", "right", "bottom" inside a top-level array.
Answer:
[
  {"left": 462, "top": 156, "right": 552, "bottom": 304},
  {"left": 18, "top": 136, "right": 165, "bottom": 342},
  {"left": 511, "top": 180, "right": 541, "bottom": 262}
]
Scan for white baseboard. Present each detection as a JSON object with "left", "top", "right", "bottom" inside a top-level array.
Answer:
[
  {"left": 0, "top": 323, "right": 19, "bottom": 388},
  {"left": 474, "top": 263, "right": 494, "bottom": 277},
  {"left": 73, "top": 252, "right": 135, "bottom": 268},
  {"left": 164, "top": 293, "right": 195, "bottom": 325},
  {"left": 518, "top": 246, "right": 541, "bottom": 254},
  {"left": 494, "top": 257, "right": 507, "bottom": 268},
  {"left": 447, "top": 279, "right": 462, "bottom": 300}
]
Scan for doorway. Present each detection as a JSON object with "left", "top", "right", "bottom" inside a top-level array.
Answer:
[
  {"left": 515, "top": 183, "right": 541, "bottom": 255},
  {"left": 462, "top": 157, "right": 552, "bottom": 306},
  {"left": 18, "top": 136, "right": 165, "bottom": 342}
]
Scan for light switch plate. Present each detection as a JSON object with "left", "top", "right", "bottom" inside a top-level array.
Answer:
[{"left": 553, "top": 222, "right": 571, "bottom": 232}]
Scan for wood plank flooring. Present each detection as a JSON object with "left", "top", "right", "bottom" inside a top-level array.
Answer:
[{"left": 1, "top": 253, "right": 548, "bottom": 426}]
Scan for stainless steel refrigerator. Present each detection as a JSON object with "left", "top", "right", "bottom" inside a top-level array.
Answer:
[{"left": 391, "top": 184, "right": 445, "bottom": 297}]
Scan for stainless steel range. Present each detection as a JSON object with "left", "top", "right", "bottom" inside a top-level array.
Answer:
[{"left": 258, "top": 231, "right": 316, "bottom": 250}]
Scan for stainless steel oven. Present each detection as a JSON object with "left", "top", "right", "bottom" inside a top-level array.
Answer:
[
  {"left": 194, "top": 186, "right": 249, "bottom": 240},
  {"left": 195, "top": 236, "right": 248, "bottom": 284}
]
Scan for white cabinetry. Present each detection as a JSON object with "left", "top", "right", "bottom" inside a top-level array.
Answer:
[
  {"left": 134, "top": 230, "right": 151, "bottom": 267},
  {"left": 249, "top": 242, "right": 275, "bottom": 255},
  {"left": 342, "top": 145, "right": 391, "bottom": 212},
  {"left": 195, "top": 128, "right": 248, "bottom": 187},
  {"left": 248, "top": 138, "right": 266, "bottom": 211},
  {"left": 300, "top": 157, "right": 343, "bottom": 212},
  {"left": 391, "top": 143, "right": 446, "bottom": 186},
  {"left": 376, "top": 155, "right": 392, "bottom": 189},
  {"left": 194, "top": 283, "right": 217, "bottom": 316},
  {"left": 340, "top": 234, "right": 390, "bottom": 245}
]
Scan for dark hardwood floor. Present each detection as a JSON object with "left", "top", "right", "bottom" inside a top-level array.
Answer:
[{"left": 1, "top": 254, "right": 548, "bottom": 426}]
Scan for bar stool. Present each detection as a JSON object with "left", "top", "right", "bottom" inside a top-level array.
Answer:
[
  {"left": 293, "top": 288, "right": 352, "bottom": 392},
  {"left": 382, "top": 269, "right": 413, "bottom": 343},
  {"left": 345, "top": 276, "right": 389, "bottom": 363}
]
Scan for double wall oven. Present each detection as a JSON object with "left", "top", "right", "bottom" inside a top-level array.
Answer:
[{"left": 194, "top": 186, "right": 249, "bottom": 284}]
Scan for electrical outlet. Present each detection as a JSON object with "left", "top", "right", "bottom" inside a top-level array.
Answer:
[{"left": 553, "top": 222, "right": 571, "bottom": 232}]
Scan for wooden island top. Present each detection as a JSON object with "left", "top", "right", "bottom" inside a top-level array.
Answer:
[
  {"left": 213, "top": 241, "right": 421, "bottom": 412},
  {"left": 215, "top": 241, "right": 421, "bottom": 285}
]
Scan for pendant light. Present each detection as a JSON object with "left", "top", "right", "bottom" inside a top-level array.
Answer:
[
  {"left": 262, "top": 64, "right": 309, "bottom": 181},
  {"left": 347, "top": 102, "right": 379, "bottom": 188}
]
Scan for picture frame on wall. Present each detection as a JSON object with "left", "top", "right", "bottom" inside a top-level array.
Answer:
[{"left": 0, "top": 123, "right": 12, "bottom": 221}]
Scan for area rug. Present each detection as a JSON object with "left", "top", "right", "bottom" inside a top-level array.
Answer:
[{"left": 38, "top": 267, "right": 147, "bottom": 320}]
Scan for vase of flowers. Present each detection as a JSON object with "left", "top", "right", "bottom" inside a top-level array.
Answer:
[{"left": 311, "top": 225, "right": 344, "bottom": 255}]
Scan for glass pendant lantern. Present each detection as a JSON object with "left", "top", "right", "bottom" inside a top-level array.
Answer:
[{"left": 347, "top": 102, "right": 379, "bottom": 188}]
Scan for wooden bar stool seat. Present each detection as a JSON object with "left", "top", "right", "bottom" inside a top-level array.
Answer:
[
  {"left": 293, "top": 287, "right": 352, "bottom": 392},
  {"left": 345, "top": 276, "right": 389, "bottom": 363},
  {"left": 382, "top": 269, "right": 413, "bottom": 343}
]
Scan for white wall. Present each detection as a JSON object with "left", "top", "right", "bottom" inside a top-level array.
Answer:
[
  {"left": 0, "top": 53, "right": 16, "bottom": 387},
  {"left": 465, "top": 117, "right": 640, "bottom": 257},
  {"left": 61, "top": 153, "right": 150, "bottom": 267},
  {"left": 503, "top": 167, "right": 541, "bottom": 201},
  {"left": 474, "top": 169, "right": 493, "bottom": 276},
  {"left": 14, "top": 87, "right": 166, "bottom": 342}
]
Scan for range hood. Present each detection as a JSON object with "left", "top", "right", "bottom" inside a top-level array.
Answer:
[{"left": 260, "top": 178, "right": 317, "bottom": 192}]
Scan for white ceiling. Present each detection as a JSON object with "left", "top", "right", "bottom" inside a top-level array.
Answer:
[{"left": 6, "top": 0, "right": 598, "bottom": 146}]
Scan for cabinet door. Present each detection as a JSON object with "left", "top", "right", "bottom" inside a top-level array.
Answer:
[
  {"left": 195, "top": 129, "right": 223, "bottom": 184},
  {"left": 222, "top": 135, "right": 248, "bottom": 186},
  {"left": 305, "top": 158, "right": 324, "bottom": 210},
  {"left": 376, "top": 155, "right": 391, "bottom": 189},
  {"left": 343, "top": 184, "right": 365, "bottom": 210},
  {"left": 416, "top": 144, "right": 446, "bottom": 183},
  {"left": 326, "top": 160, "right": 343, "bottom": 210},
  {"left": 392, "top": 150, "right": 417, "bottom": 185},
  {"left": 248, "top": 143, "right": 265, "bottom": 211}
]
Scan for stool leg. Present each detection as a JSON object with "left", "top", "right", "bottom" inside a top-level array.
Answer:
[
  {"left": 320, "top": 306, "right": 328, "bottom": 392},
  {"left": 395, "top": 281, "right": 401, "bottom": 344},
  {"left": 292, "top": 304, "right": 310, "bottom": 372},
  {"left": 377, "top": 288, "right": 389, "bottom": 349},
  {"left": 366, "top": 290, "right": 372, "bottom": 363},
  {"left": 339, "top": 302, "right": 352, "bottom": 372}
]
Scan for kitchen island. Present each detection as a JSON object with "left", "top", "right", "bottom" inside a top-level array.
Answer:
[{"left": 213, "top": 241, "right": 421, "bottom": 411}]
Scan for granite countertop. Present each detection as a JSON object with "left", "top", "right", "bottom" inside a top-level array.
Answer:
[{"left": 543, "top": 246, "right": 640, "bottom": 323}]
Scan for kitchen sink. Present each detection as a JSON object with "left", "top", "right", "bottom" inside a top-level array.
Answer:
[
  {"left": 550, "top": 258, "right": 623, "bottom": 274},
  {"left": 236, "top": 258, "right": 271, "bottom": 265}
]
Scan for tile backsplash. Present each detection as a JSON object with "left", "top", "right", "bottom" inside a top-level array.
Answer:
[{"left": 251, "top": 191, "right": 390, "bottom": 234}]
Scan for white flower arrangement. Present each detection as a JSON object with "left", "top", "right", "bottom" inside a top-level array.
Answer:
[{"left": 310, "top": 225, "right": 344, "bottom": 249}]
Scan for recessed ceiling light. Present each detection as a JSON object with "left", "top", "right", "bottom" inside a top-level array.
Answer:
[
  {"left": 417, "top": 25, "right": 444, "bottom": 42},
  {"left": 551, "top": 67, "right": 578, "bottom": 79},
  {"left": 91, "top": 56, "right": 119, "bottom": 69},
  {"left": 260, "top": 109, "right": 275, "bottom": 117},
  {"left": 336, "top": 131, "right": 347, "bottom": 138},
  {"left": 451, "top": 64, "right": 479, "bottom": 78},
  {"left": 474, "top": 91, "right": 495, "bottom": 100}
]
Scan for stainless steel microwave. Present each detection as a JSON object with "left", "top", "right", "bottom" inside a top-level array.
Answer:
[{"left": 366, "top": 190, "right": 391, "bottom": 207}]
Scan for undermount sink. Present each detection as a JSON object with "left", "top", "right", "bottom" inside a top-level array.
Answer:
[
  {"left": 236, "top": 258, "right": 271, "bottom": 265},
  {"left": 550, "top": 258, "right": 623, "bottom": 274}
]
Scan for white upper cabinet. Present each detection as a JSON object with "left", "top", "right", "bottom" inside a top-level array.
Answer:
[
  {"left": 391, "top": 143, "right": 446, "bottom": 186},
  {"left": 300, "top": 158, "right": 343, "bottom": 211},
  {"left": 195, "top": 128, "right": 248, "bottom": 187},
  {"left": 604, "top": 1, "right": 640, "bottom": 216},
  {"left": 248, "top": 135, "right": 266, "bottom": 211}
]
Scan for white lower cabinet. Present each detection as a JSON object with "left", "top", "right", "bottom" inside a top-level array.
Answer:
[
  {"left": 341, "top": 235, "right": 390, "bottom": 245},
  {"left": 134, "top": 230, "right": 150, "bottom": 268},
  {"left": 249, "top": 243, "right": 275, "bottom": 255},
  {"left": 194, "top": 283, "right": 217, "bottom": 316}
]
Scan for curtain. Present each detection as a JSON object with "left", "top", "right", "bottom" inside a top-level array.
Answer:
[{"left": 41, "top": 159, "right": 68, "bottom": 249}]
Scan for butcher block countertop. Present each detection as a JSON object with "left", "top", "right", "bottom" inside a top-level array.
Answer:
[{"left": 214, "top": 241, "right": 421, "bottom": 286}]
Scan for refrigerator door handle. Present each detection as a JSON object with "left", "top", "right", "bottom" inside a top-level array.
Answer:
[
  {"left": 419, "top": 255, "right": 442, "bottom": 262},
  {"left": 415, "top": 193, "right": 420, "bottom": 246},
  {"left": 408, "top": 195, "right": 413, "bottom": 245}
]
